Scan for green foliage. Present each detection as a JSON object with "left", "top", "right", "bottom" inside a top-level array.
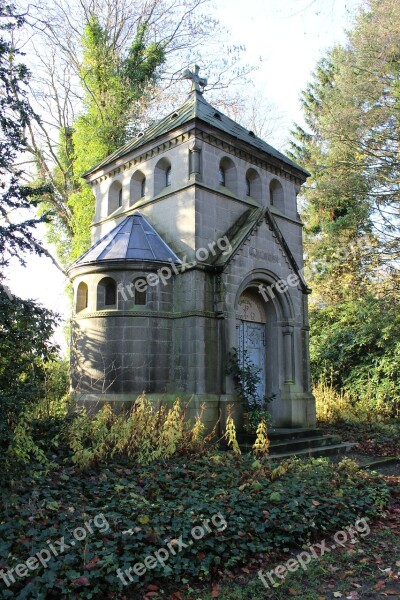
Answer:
[
  {"left": 0, "top": 454, "right": 389, "bottom": 598},
  {"left": 310, "top": 295, "right": 400, "bottom": 418},
  {"left": 64, "top": 396, "right": 207, "bottom": 470},
  {"left": 244, "top": 405, "right": 274, "bottom": 433},
  {"left": 45, "top": 15, "right": 166, "bottom": 264},
  {"left": 290, "top": 0, "right": 400, "bottom": 416},
  {"left": 226, "top": 348, "right": 263, "bottom": 410},
  {"left": 0, "top": 288, "right": 59, "bottom": 460}
]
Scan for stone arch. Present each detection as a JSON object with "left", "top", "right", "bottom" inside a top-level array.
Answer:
[
  {"left": 154, "top": 157, "right": 171, "bottom": 195},
  {"left": 269, "top": 178, "right": 284, "bottom": 211},
  {"left": 245, "top": 167, "right": 262, "bottom": 200},
  {"left": 76, "top": 281, "right": 88, "bottom": 313},
  {"left": 132, "top": 277, "right": 147, "bottom": 306},
  {"left": 97, "top": 277, "right": 117, "bottom": 310},
  {"left": 130, "top": 170, "right": 146, "bottom": 205},
  {"left": 108, "top": 180, "right": 123, "bottom": 215},
  {"left": 219, "top": 156, "right": 237, "bottom": 193},
  {"left": 232, "top": 271, "right": 296, "bottom": 413}
]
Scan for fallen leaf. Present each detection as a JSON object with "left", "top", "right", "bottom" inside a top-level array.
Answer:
[
  {"left": 288, "top": 588, "right": 298, "bottom": 595},
  {"left": 86, "top": 556, "right": 100, "bottom": 570},
  {"left": 212, "top": 582, "right": 220, "bottom": 597},
  {"left": 72, "top": 576, "right": 90, "bottom": 587},
  {"left": 147, "top": 584, "right": 159, "bottom": 591},
  {"left": 333, "top": 593, "right": 343, "bottom": 598},
  {"left": 374, "top": 580, "right": 386, "bottom": 591}
]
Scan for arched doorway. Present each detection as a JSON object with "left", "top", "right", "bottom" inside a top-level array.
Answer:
[{"left": 236, "top": 290, "right": 266, "bottom": 403}]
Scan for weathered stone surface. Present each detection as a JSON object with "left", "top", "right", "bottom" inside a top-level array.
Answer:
[{"left": 68, "top": 85, "right": 316, "bottom": 433}]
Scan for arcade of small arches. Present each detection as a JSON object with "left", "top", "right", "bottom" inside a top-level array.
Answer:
[
  {"left": 107, "top": 155, "right": 285, "bottom": 216},
  {"left": 75, "top": 277, "right": 148, "bottom": 313}
]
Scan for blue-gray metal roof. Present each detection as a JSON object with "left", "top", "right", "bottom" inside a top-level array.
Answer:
[
  {"left": 69, "top": 212, "right": 181, "bottom": 268},
  {"left": 84, "top": 91, "right": 309, "bottom": 178}
]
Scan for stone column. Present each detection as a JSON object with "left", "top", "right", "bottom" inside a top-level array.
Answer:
[
  {"left": 189, "top": 143, "right": 202, "bottom": 180},
  {"left": 282, "top": 323, "right": 295, "bottom": 384}
]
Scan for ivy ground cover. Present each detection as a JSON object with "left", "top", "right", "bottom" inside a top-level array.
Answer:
[{"left": 0, "top": 455, "right": 390, "bottom": 599}]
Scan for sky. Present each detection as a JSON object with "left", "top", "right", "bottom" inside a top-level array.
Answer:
[{"left": 3, "top": 0, "right": 361, "bottom": 352}]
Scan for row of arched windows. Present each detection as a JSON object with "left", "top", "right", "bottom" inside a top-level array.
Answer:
[
  {"left": 76, "top": 277, "right": 148, "bottom": 313},
  {"left": 218, "top": 158, "right": 284, "bottom": 208},
  {"left": 108, "top": 156, "right": 285, "bottom": 216},
  {"left": 108, "top": 158, "right": 171, "bottom": 215}
]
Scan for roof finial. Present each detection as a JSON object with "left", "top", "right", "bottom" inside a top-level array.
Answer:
[{"left": 182, "top": 64, "right": 207, "bottom": 94}]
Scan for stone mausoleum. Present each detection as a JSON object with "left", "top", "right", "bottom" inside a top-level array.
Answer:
[{"left": 68, "top": 66, "right": 316, "bottom": 431}]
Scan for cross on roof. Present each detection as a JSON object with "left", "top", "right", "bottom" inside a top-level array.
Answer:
[{"left": 182, "top": 64, "right": 207, "bottom": 94}]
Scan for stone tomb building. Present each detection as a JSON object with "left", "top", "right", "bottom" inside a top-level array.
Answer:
[{"left": 68, "top": 68, "right": 316, "bottom": 431}]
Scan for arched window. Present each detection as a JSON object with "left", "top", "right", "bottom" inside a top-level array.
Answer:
[
  {"left": 108, "top": 181, "right": 123, "bottom": 215},
  {"left": 218, "top": 157, "right": 237, "bottom": 193},
  {"left": 133, "top": 278, "right": 147, "bottom": 306},
  {"left": 105, "top": 281, "right": 116, "bottom": 305},
  {"left": 245, "top": 168, "right": 262, "bottom": 200},
  {"left": 130, "top": 170, "right": 146, "bottom": 205},
  {"left": 76, "top": 282, "right": 88, "bottom": 313},
  {"left": 154, "top": 158, "right": 171, "bottom": 195},
  {"left": 269, "top": 179, "right": 284, "bottom": 211},
  {"left": 97, "top": 277, "right": 117, "bottom": 310},
  {"left": 245, "top": 177, "right": 251, "bottom": 196},
  {"left": 166, "top": 166, "right": 171, "bottom": 187}
]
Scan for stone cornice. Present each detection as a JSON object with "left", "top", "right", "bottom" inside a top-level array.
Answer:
[
  {"left": 87, "top": 122, "right": 306, "bottom": 188},
  {"left": 194, "top": 126, "right": 306, "bottom": 185},
  {"left": 74, "top": 309, "right": 216, "bottom": 321}
]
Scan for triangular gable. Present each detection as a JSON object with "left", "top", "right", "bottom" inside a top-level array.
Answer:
[{"left": 212, "top": 207, "right": 310, "bottom": 293}]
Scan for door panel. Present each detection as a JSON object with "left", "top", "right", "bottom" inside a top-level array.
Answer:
[{"left": 238, "top": 321, "right": 266, "bottom": 402}]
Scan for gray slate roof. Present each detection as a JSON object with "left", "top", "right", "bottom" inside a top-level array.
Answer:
[
  {"left": 84, "top": 91, "right": 309, "bottom": 178},
  {"left": 69, "top": 212, "right": 181, "bottom": 268}
]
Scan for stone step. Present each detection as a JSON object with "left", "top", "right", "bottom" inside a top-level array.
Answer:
[
  {"left": 237, "top": 428, "right": 322, "bottom": 444},
  {"left": 270, "top": 435, "right": 343, "bottom": 454},
  {"left": 238, "top": 435, "right": 343, "bottom": 454},
  {"left": 269, "top": 443, "right": 354, "bottom": 460}
]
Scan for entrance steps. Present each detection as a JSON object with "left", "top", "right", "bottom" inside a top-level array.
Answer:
[{"left": 237, "top": 428, "right": 353, "bottom": 459}]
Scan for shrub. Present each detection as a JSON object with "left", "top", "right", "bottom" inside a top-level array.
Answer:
[{"left": 64, "top": 396, "right": 208, "bottom": 470}]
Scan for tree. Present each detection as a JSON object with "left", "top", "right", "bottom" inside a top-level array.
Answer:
[
  {"left": 290, "top": 0, "right": 400, "bottom": 304},
  {"left": 289, "top": 0, "right": 400, "bottom": 411},
  {"left": 20, "top": 0, "right": 251, "bottom": 265},
  {"left": 0, "top": 287, "right": 59, "bottom": 451},
  {"left": 0, "top": 1, "right": 50, "bottom": 270},
  {"left": 67, "top": 15, "right": 165, "bottom": 259}
]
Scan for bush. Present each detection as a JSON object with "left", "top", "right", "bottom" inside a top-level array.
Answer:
[
  {"left": 64, "top": 396, "right": 208, "bottom": 470},
  {"left": 310, "top": 295, "right": 400, "bottom": 419},
  {"left": 0, "top": 290, "right": 60, "bottom": 475}
]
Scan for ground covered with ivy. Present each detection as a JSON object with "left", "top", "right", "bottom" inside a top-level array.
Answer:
[{"left": 0, "top": 454, "right": 392, "bottom": 599}]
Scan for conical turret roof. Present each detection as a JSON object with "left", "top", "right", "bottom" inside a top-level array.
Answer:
[{"left": 68, "top": 212, "right": 181, "bottom": 269}]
